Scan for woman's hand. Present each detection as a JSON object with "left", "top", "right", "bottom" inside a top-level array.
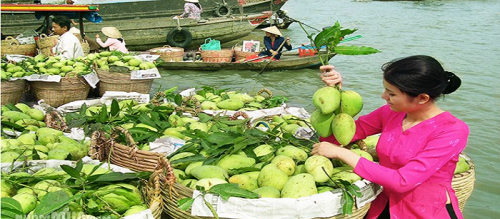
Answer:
[
  {"left": 312, "top": 142, "right": 344, "bottom": 159},
  {"left": 312, "top": 142, "right": 362, "bottom": 168},
  {"left": 320, "top": 65, "right": 343, "bottom": 88},
  {"left": 95, "top": 34, "right": 100, "bottom": 38},
  {"left": 270, "top": 50, "right": 278, "bottom": 55}
]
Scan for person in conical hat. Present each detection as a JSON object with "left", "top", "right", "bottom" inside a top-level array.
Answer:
[
  {"left": 258, "top": 26, "right": 292, "bottom": 60},
  {"left": 175, "top": 0, "right": 203, "bottom": 21},
  {"left": 95, "top": 27, "right": 129, "bottom": 53}
]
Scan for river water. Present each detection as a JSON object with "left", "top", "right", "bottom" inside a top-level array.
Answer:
[{"left": 153, "top": 0, "right": 500, "bottom": 217}]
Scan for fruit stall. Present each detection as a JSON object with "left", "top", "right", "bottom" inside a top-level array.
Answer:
[
  {"left": 1, "top": 21, "right": 475, "bottom": 219},
  {"left": 0, "top": 83, "right": 476, "bottom": 218}
]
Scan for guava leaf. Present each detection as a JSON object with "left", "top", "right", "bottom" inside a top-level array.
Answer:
[
  {"left": 61, "top": 164, "right": 82, "bottom": 180},
  {"left": 334, "top": 46, "right": 380, "bottom": 55},
  {"left": 110, "top": 99, "right": 120, "bottom": 117},
  {"left": 342, "top": 190, "right": 355, "bottom": 215},
  {"left": 34, "top": 190, "right": 82, "bottom": 215},
  {"left": 177, "top": 197, "right": 195, "bottom": 211},
  {"left": 314, "top": 24, "right": 341, "bottom": 48},
  {"left": 1, "top": 197, "right": 24, "bottom": 217},
  {"left": 169, "top": 155, "right": 206, "bottom": 164},
  {"left": 89, "top": 172, "right": 140, "bottom": 182},
  {"left": 208, "top": 183, "right": 259, "bottom": 201}
]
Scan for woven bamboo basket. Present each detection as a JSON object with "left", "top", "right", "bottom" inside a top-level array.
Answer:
[
  {"left": 44, "top": 110, "right": 69, "bottom": 132},
  {"left": 96, "top": 69, "right": 154, "bottom": 96},
  {"left": 36, "top": 34, "right": 59, "bottom": 56},
  {"left": 200, "top": 49, "right": 233, "bottom": 63},
  {"left": 143, "top": 156, "right": 171, "bottom": 219},
  {"left": 234, "top": 50, "right": 259, "bottom": 61},
  {"left": 161, "top": 182, "right": 371, "bottom": 219},
  {"left": 452, "top": 155, "right": 475, "bottom": 211},
  {"left": 30, "top": 76, "right": 90, "bottom": 107},
  {"left": 1, "top": 79, "right": 26, "bottom": 105},
  {"left": 150, "top": 45, "right": 184, "bottom": 62},
  {"left": 90, "top": 127, "right": 166, "bottom": 173},
  {"left": 1, "top": 37, "right": 37, "bottom": 57}
]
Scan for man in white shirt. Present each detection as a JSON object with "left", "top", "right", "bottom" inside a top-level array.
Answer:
[{"left": 51, "top": 15, "right": 84, "bottom": 59}]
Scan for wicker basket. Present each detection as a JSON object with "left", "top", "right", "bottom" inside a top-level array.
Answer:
[
  {"left": 200, "top": 49, "right": 233, "bottom": 63},
  {"left": 96, "top": 69, "right": 154, "bottom": 96},
  {"left": 150, "top": 45, "right": 184, "bottom": 62},
  {"left": 1, "top": 79, "right": 26, "bottom": 105},
  {"left": 90, "top": 127, "right": 166, "bottom": 173},
  {"left": 44, "top": 110, "right": 69, "bottom": 132},
  {"left": 452, "top": 155, "right": 476, "bottom": 211},
  {"left": 161, "top": 182, "right": 371, "bottom": 219},
  {"left": 81, "top": 40, "right": 90, "bottom": 56},
  {"left": 36, "top": 34, "right": 59, "bottom": 56},
  {"left": 1, "top": 37, "right": 37, "bottom": 57},
  {"left": 30, "top": 76, "right": 90, "bottom": 107},
  {"left": 235, "top": 50, "right": 259, "bottom": 61}
]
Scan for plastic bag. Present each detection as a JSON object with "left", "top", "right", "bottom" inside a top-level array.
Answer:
[{"left": 200, "top": 38, "right": 221, "bottom": 51}]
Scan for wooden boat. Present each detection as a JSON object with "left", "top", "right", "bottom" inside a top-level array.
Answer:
[
  {"left": 1, "top": 0, "right": 288, "bottom": 50},
  {"left": 157, "top": 52, "right": 335, "bottom": 71}
]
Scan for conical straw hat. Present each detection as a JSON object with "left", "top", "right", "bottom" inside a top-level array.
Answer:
[
  {"left": 261, "top": 26, "right": 282, "bottom": 36},
  {"left": 101, "top": 27, "right": 122, "bottom": 38}
]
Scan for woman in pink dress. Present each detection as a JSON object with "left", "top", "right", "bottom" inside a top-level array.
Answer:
[
  {"left": 312, "top": 55, "right": 469, "bottom": 219},
  {"left": 95, "top": 27, "right": 129, "bottom": 54}
]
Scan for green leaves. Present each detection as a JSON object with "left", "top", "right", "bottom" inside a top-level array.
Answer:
[
  {"left": 209, "top": 183, "right": 259, "bottom": 201},
  {"left": 1, "top": 198, "right": 24, "bottom": 219},
  {"left": 299, "top": 20, "right": 380, "bottom": 65},
  {"left": 34, "top": 190, "right": 82, "bottom": 215},
  {"left": 333, "top": 46, "right": 380, "bottom": 55}
]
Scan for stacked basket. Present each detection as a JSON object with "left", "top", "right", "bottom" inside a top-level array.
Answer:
[
  {"left": 149, "top": 45, "right": 184, "bottom": 62},
  {"left": 30, "top": 76, "right": 90, "bottom": 107},
  {"left": 1, "top": 79, "right": 26, "bottom": 105},
  {"left": 96, "top": 68, "right": 154, "bottom": 96},
  {"left": 1, "top": 36, "right": 37, "bottom": 57},
  {"left": 36, "top": 34, "right": 59, "bottom": 57},
  {"left": 200, "top": 49, "right": 233, "bottom": 63}
]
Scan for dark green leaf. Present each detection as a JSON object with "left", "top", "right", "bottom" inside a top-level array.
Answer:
[
  {"left": 177, "top": 197, "right": 195, "bottom": 211},
  {"left": 314, "top": 24, "right": 341, "bottom": 48},
  {"left": 89, "top": 172, "right": 140, "bottom": 182},
  {"left": 34, "top": 191, "right": 82, "bottom": 215},
  {"left": 98, "top": 104, "right": 108, "bottom": 123},
  {"left": 60, "top": 165, "right": 82, "bottom": 180},
  {"left": 1, "top": 197, "right": 24, "bottom": 217},
  {"left": 75, "top": 160, "right": 83, "bottom": 175},
  {"left": 342, "top": 190, "right": 354, "bottom": 215},
  {"left": 110, "top": 99, "right": 120, "bottom": 117},
  {"left": 334, "top": 46, "right": 380, "bottom": 55},
  {"left": 197, "top": 113, "right": 212, "bottom": 123},
  {"left": 205, "top": 132, "right": 237, "bottom": 146},
  {"left": 169, "top": 155, "right": 206, "bottom": 164},
  {"left": 208, "top": 183, "right": 259, "bottom": 201}
]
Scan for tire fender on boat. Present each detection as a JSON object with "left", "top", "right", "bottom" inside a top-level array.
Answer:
[
  {"left": 214, "top": 5, "right": 232, "bottom": 17},
  {"left": 166, "top": 29, "right": 193, "bottom": 48}
]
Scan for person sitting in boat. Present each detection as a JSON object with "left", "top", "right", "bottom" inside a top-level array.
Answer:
[
  {"left": 258, "top": 26, "right": 292, "bottom": 60},
  {"left": 95, "top": 27, "right": 129, "bottom": 54},
  {"left": 51, "top": 15, "right": 85, "bottom": 59},
  {"left": 175, "top": 0, "right": 203, "bottom": 21}
]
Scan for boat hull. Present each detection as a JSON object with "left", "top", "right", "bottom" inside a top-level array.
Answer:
[
  {"left": 158, "top": 53, "right": 334, "bottom": 71},
  {"left": 1, "top": 0, "right": 288, "bottom": 50}
]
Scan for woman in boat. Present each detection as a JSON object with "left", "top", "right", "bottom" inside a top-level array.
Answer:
[
  {"left": 312, "top": 55, "right": 468, "bottom": 219},
  {"left": 95, "top": 27, "right": 129, "bottom": 54},
  {"left": 176, "top": 0, "right": 203, "bottom": 21},
  {"left": 258, "top": 26, "right": 292, "bottom": 60}
]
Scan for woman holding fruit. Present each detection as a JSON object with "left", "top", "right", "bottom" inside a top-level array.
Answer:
[{"left": 311, "top": 55, "right": 468, "bottom": 219}]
